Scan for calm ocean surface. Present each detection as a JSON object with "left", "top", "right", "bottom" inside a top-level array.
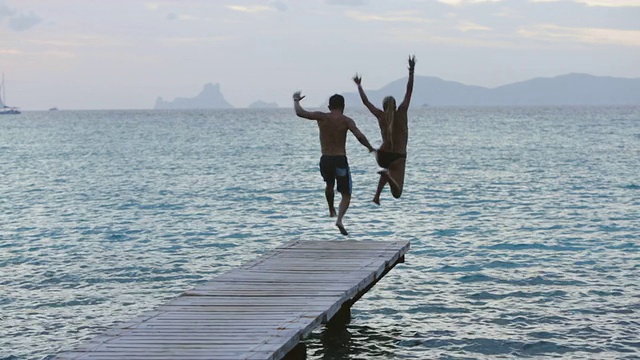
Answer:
[{"left": 1, "top": 107, "right": 639, "bottom": 359}]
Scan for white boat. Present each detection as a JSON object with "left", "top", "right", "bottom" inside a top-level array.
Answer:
[{"left": 1, "top": 73, "right": 21, "bottom": 115}]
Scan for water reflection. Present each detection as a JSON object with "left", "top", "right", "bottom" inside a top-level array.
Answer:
[{"left": 307, "top": 323, "right": 400, "bottom": 360}]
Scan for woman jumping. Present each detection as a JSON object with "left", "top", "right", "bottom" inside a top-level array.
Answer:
[{"left": 353, "top": 55, "right": 416, "bottom": 205}]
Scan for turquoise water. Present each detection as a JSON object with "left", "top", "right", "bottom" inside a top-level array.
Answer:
[{"left": 1, "top": 107, "right": 638, "bottom": 359}]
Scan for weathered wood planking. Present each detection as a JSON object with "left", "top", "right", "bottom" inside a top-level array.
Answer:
[{"left": 55, "top": 240, "right": 409, "bottom": 360}]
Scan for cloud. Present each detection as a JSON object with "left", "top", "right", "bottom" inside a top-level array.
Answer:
[
  {"left": 458, "top": 21, "right": 492, "bottom": 31},
  {"left": 518, "top": 24, "right": 640, "bottom": 46},
  {"left": 531, "top": 0, "right": 640, "bottom": 7},
  {"left": 146, "top": 3, "right": 161, "bottom": 11},
  {"left": 162, "top": 35, "right": 234, "bottom": 45},
  {"left": 270, "top": 1, "right": 288, "bottom": 11},
  {"left": 226, "top": 5, "right": 273, "bottom": 13},
  {"left": 0, "top": 49, "right": 21, "bottom": 55},
  {"left": 8, "top": 12, "right": 41, "bottom": 31},
  {"left": 166, "top": 12, "right": 197, "bottom": 21},
  {"left": 381, "top": 27, "right": 515, "bottom": 48},
  {"left": 225, "top": 3, "right": 286, "bottom": 14},
  {"left": 437, "top": 0, "right": 503, "bottom": 5},
  {"left": 0, "top": 2, "right": 42, "bottom": 31},
  {"left": 0, "top": 2, "right": 16, "bottom": 19},
  {"left": 0, "top": 46, "right": 74, "bottom": 58},
  {"left": 326, "top": 0, "right": 369, "bottom": 6},
  {"left": 345, "top": 10, "right": 430, "bottom": 23},
  {"left": 27, "top": 35, "right": 126, "bottom": 48},
  {"left": 378, "top": 22, "right": 640, "bottom": 50}
]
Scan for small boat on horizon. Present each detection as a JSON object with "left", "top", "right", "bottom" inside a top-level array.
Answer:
[
  {"left": 49, "top": 107, "right": 59, "bottom": 111},
  {"left": 0, "top": 73, "right": 20, "bottom": 115}
]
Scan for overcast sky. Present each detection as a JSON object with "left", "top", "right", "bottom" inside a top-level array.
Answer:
[{"left": 1, "top": 0, "right": 639, "bottom": 110}]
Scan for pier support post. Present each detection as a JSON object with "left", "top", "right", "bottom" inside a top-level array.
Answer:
[
  {"left": 283, "top": 342, "right": 306, "bottom": 360},
  {"left": 327, "top": 301, "right": 352, "bottom": 328}
]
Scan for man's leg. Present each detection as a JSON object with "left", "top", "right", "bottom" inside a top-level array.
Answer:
[
  {"left": 334, "top": 161, "right": 351, "bottom": 235},
  {"left": 335, "top": 192, "right": 350, "bottom": 235},
  {"left": 325, "top": 184, "right": 336, "bottom": 217}
]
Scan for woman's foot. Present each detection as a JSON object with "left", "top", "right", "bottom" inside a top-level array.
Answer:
[{"left": 335, "top": 221, "right": 348, "bottom": 236}]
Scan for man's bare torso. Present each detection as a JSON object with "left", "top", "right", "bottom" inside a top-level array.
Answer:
[{"left": 317, "top": 113, "right": 350, "bottom": 156}]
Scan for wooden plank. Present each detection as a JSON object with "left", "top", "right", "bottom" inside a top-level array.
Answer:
[{"left": 55, "top": 240, "right": 409, "bottom": 360}]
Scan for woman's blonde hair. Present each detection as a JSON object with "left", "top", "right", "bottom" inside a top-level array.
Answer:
[{"left": 382, "top": 96, "right": 396, "bottom": 149}]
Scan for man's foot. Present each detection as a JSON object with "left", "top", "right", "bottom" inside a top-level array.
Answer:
[
  {"left": 372, "top": 197, "right": 380, "bottom": 205},
  {"left": 335, "top": 222, "right": 348, "bottom": 236},
  {"left": 329, "top": 211, "right": 337, "bottom": 217}
]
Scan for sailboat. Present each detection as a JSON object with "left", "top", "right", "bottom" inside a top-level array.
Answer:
[{"left": 1, "top": 73, "right": 21, "bottom": 115}]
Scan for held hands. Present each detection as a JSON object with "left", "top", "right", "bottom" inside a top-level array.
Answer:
[
  {"left": 292, "top": 91, "right": 305, "bottom": 102},
  {"left": 408, "top": 55, "right": 416, "bottom": 72},
  {"left": 353, "top": 73, "right": 362, "bottom": 86}
]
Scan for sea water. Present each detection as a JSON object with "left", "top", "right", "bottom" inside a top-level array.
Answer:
[{"left": 0, "top": 107, "right": 638, "bottom": 359}]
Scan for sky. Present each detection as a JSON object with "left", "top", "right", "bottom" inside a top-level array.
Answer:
[{"left": 1, "top": 0, "right": 639, "bottom": 110}]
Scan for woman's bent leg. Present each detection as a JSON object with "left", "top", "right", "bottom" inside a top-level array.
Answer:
[{"left": 387, "top": 158, "right": 406, "bottom": 199}]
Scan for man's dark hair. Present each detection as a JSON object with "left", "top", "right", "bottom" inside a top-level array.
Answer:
[{"left": 328, "top": 94, "right": 345, "bottom": 110}]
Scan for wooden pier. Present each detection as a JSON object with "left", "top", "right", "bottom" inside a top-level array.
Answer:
[{"left": 56, "top": 240, "right": 410, "bottom": 360}]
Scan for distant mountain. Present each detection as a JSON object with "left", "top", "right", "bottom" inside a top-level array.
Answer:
[
  {"left": 340, "top": 73, "right": 640, "bottom": 107},
  {"left": 248, "top": 100, "right": 279, "bottom": 109},
  {"left": 154, "top": 83, "right": 233, "bottom": 109}
]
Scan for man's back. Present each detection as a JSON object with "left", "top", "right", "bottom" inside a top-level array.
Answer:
[{"left": 317, "top": 113, "right": 350, "bottom": 156}]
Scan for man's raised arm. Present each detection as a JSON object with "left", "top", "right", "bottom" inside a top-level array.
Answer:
[
  {"left": 399, "top": 55, "right": 416, "bottom": 110},
  {"left": 353, "top": 74, "right": 383, "bottom": 118},
  {"left": 293, "top": 91, "right": 323, "bottom": 120}
]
